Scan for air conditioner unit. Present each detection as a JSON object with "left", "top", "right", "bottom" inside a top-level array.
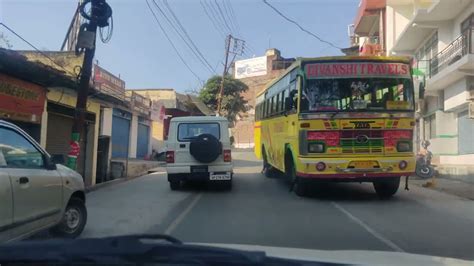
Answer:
[{"left": 469, "top": 102, "right": 474, "bottom": 119}]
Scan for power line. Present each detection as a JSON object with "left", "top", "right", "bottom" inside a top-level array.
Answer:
[
  {"left": 213, "top": 0, "right": 233, "bottom": 34},
  {"left": 262, "top": 0, "right": 342, "bottom": 50},
  {"left": 150, "top": 0, "right": 215, "bottom": 74},
  {"left": 145, "top": 0, "right": 204, "bottom": 85},
  {"left": 199, "top": 0, "right": 226, "bottom": 38},
  {"left": 225, "top": 0, "right": 241, "bottom": 35},
  {"left": 221, "top": 0, "right": 238, "bottom": 35},
  {"left": 161, "top": 0, "right": 216, "bottom": 74},
  {"left": 207, "top": 0, "right": 229, "bottom": 34},
  {"left": 0, "top": 22, "right": 79, "bottom": 78}
]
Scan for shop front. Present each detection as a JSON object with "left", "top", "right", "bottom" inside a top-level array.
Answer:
[
  {"left": 0, "top": 73, "right": 46, "bottom": 141},
  {"left": 45, "top": 88, "right": 101, "bottom": 187}
]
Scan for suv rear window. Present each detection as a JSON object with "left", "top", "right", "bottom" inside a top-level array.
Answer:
[{"left": 178, "top": 123, "right": 220, "bottom": 141}]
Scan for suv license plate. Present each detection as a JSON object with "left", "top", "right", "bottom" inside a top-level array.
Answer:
[{"left": 210, "top": 173, "right": 231, "bottom": 180}]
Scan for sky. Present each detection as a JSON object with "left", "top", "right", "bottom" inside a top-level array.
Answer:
[{"left": 0, "top": 0, "right": 360, "bottom": 92}]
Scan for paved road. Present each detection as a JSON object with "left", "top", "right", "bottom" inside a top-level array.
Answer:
[{"left": 83, "top": 151, "right": 474, "bottom": 261}]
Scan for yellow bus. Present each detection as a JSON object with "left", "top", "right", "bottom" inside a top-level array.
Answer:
[{"left": 254, "top": 56, "right": 416, "bottom": 198}]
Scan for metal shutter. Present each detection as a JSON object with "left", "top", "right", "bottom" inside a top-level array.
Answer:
[
  {"left": 137, "top": 123, "right": 149, "bottom": 159},
  {"left": 46, "top": 113, "right": 87, "bottom": 175},
  {"left": 112, "top": 113, "right": 131, "bottom": 158}
]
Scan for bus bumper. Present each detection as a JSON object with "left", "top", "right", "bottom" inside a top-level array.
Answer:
[{"left": 296, "top": 156, "right": 415, "bottom": 181}]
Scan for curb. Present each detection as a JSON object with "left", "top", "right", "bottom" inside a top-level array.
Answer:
[{"left": 85, "top": 171, "right": 151, "bottom": 193}]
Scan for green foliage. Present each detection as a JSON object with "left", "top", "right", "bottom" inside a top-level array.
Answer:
[
  {"left": 0, "top": 32, "right": 12, "bottom": 49},
  {"left": 199, "top": 75, "right": 248, "bottom": 125}
]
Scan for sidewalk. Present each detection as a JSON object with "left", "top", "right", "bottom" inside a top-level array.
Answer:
[{"left": 410, "top": 176, "right": 474, "bottom": 200}]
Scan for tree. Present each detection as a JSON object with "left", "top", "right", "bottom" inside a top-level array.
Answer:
[
  {"left": 199, "top": 75, "right": 248, "bottom": 125},
  {"left": 0, "top": 32, "right": 12, "bottom": 49}
]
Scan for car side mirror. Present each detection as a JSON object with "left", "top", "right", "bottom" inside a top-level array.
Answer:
[
  {"left": 51, "top": 154, "right": 65, "bottom": 165},
  {"left": 45, "top": 156, "right": 58, "bottom": 170}
]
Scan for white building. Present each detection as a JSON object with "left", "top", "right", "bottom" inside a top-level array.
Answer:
[{"left": 387, "top": 0, "right": 473, "bottom": 172}]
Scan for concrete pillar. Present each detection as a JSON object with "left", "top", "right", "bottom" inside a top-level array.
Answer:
[
  {"left": 129, "top": 114, "right": 138, "bottom": 158},
  {"left": 101, "top": 108, "right": 113, "bottom": 136},
  {"left": 40, "top": 98, "right": 48, "bottom": 148}
]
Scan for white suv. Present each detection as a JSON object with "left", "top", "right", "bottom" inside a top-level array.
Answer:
[{"left": 166, "top": 116, "right": 233, "bottom": 190}]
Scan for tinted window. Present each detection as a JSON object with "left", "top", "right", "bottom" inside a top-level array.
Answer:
[
  {"left": 178, "top": 123, "right": 220, "bottom": 141},
  {"left": 0, "top": 127, "right": 44, "bottom": 169}
]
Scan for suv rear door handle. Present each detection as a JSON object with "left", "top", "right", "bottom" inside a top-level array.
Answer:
[
  {"left": 19, "top": 177, "right": 29, "bottom": 184},
  {"left": 179, "top": 144, "right": 186, "bottom": 148}
]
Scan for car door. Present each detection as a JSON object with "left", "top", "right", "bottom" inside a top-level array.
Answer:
[
  {"left": 0, "top": 152, "right": 13, "bottom": 242},
  {"left": 0, "top": 126, "right": 62, "bottom": 238}
]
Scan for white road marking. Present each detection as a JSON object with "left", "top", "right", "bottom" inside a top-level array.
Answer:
[
  {"left": 164, "top": 193, "right": 203, "bottom": 235},
  {"left": 149, "top": 171, "right": 167, "bottom": 175},
  {"left": 331, "top": 202, "right": 405, "bottom": 253}
]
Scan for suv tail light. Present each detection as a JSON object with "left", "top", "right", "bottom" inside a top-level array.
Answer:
[
  {"left": 223, "top": 149, "right": 232, "bottom": 162},
  {"left": 166, "top": 151, "right": 175, "bottom": 163}
]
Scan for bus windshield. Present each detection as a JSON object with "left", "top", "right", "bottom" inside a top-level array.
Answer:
[{"left": 300, "top": 78, "right": 414, "bottom": 112}]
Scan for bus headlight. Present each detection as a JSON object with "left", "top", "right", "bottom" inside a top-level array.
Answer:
[
  {"left": 397, "top": 141, "right": 411, "bottom": 152},
  {"left": 308, "top": 143, "right": 325, "bottom": 153}
]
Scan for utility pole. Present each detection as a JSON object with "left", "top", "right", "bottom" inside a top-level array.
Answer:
[
  {"left": 67, "top": 0, "right": 112, "bottom": 170},
  {"left": 217, "top": 34, "right": 232, "bottom": 116},
  {"left": 216, "top": 34, "right": 245, "bottom": 116}
]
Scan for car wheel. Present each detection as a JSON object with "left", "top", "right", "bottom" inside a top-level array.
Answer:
[
  {"left": 373, "top": 177, "right": 400, "bottom": 199},
  {"left": 170, "top": 181, "right": 180, "bottom": 190},
  {"left": 50, "top": 198, "right": 87, "bottom": 238}
]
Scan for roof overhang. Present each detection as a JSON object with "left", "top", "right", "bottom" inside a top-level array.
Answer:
[{"left": 354, "top": 0, "right": 386, "bottom": 36}]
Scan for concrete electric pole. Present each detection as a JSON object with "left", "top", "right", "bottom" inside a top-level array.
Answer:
[
  {"left": 217, "top": 34, "right": 245, "bottom": 116},
  {"left": 67, "top": 0, "right": 112, "bottom": 170}
]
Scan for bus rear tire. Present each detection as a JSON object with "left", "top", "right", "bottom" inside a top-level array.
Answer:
[
  {"left": 373, "top": 177, "right": 400, "bottom": 199},
  {"left": 262, "top": 146, "right": 276, "bottom": 178}
]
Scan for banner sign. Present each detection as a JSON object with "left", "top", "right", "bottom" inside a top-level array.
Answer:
[
  {"left": 0, "top": 73, "right": 46, "bottom": 123},
  {"left": 151, "top": 101, "right": 166, "bottom": 122},
  {"left": 235, "top": 56, "right": 267, "bottom": 79},
  {"left": 93, "top": 65, "right": 126, "bottom": 100},
  {"left": 305, "top": 62, "right": 410, "bottom": 79}
]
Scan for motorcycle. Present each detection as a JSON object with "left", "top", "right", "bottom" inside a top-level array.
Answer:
[{"left": 415, "top": 140, "right": 435, "bottom": 179}]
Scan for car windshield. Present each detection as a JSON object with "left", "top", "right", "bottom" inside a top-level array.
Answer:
[
  {"left": 301, "top": 78, "right": 415, "bottom": 112},
  {"left": 1, "top": 0, "right": 473, "bottom": 264}
]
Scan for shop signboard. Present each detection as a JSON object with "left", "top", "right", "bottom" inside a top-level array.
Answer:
[
  {"left": 93, "top": 65, "right": 126, "bottom": 100},
  {"left": 0, "top": 73, "right": 46, "bottom": 123}
]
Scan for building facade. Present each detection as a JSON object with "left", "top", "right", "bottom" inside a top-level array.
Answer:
[
  {"left": 232, "top": 48, "right": 294, "bottom": 148},
  {"left": 351, "top": 0, "right": 474, "bottom": 176}
]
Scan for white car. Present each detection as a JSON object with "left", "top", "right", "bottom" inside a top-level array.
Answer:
[
  {"left": 0, "top": 120, "right": 87, "bottom": 242},
  {"left": 165, "top": 116, "right": 233, "bottom": 190}
]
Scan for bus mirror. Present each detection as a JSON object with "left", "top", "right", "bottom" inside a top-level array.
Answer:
[
  {"left": 285, "top": 98, "right": 292, "bottom": 111},
  {"left": 419, "top": 82, "right": 425, "bottom": 99}
]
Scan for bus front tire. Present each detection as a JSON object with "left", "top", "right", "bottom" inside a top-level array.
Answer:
[
  {"left": 294, "top": 177, "right": 309, "bottom": 197},
  {"left": 373, "top": 177, "right": 400, "bottom": 199}
]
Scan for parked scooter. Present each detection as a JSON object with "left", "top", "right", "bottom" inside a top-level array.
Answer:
[{"left": 416, "top": 140, "right": 435, "bottom": 178}]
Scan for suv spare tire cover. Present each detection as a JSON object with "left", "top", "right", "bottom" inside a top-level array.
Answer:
[{"left": 190, "top": 134, "right": 222, "bottom": 163}]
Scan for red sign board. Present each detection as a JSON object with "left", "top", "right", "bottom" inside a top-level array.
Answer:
[
  {"left": 0, "top": 73, "right": 46, "bottom": 123},
  {"left": 93, "top": 65, "right": 125, "bottom": 100},
  {"left": 305, "top": 62, "right": 410, "bottom": 79}
]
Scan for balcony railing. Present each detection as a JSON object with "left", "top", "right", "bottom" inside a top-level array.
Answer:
[{"left": 430, "top": 28, "right": 473, "bottom": 77}]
